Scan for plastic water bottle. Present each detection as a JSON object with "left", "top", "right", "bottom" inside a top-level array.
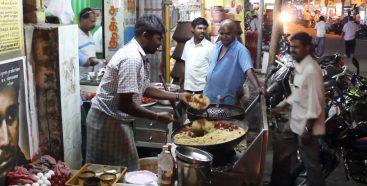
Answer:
[{"left": 158, "top": 150, "right": 174, "bottom": 186}]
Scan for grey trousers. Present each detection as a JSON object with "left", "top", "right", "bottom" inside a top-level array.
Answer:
[{"left": 270, "top": 126, "right": 325, "bottom": 186}]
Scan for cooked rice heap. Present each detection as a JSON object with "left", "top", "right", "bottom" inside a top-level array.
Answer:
[{"left": 174, "top": 120, "right": 246, "bottom": 145}]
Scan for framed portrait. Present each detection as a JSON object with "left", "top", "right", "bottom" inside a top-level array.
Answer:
[{"left": 0, "top": 56, "right": 30, "bottom": 185}]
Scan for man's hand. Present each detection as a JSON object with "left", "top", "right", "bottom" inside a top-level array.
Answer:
[
  {"left": 156, "top": 112, "right": 175, "bottom": 123},
  {"left": 257, "top": 87, "right": 267, "bottom": 97},
  {"left": 87, "top": 57, "right": 106, "bottom": 66},
  {"left": 271, "top": 106, "right": 284, "bottom": 117},
  {"left": 178, "top": 92, "right": 193, "bottom": 103}
]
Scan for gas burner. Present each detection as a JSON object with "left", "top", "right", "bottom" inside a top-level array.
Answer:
[
  {"left": 210, "top": 149, "right": 237, "bottom": 167},
  {"left": 212, "top": 162, "right": 234, "bottom": 172}
]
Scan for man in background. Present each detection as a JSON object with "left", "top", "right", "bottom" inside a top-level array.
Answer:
[
  {"left": 204, "top": 19, "right": 265, "bottom": 105},
  {"left": 181, "top": 17, "right": 213, "bottom": 94},
  {"left": 314, "top": 16, "right": 327, "bottom": 57},
  {"left": 250, "top": 15, "right": 259, "bottom": 32},
  {"left": 342, "top": 16, "right": 360, "bottom": 60},
  {"left": 78, "top": 8, "right": 105, "bottom": 80}
]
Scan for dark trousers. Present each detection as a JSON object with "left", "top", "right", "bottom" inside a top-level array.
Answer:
[
  {"left": 270, "top": 130, "right": 325, "bottom": 186},
  {"left": 81, "top": 106, "right": 87, "bottom": 164},
  {"left": 345, "top": 39, "right": 356, "bottom": 58}
]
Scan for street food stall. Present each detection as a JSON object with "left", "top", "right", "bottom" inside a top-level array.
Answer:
[{"left": 1, "top": 0, "right": 270, "bottom": 185}]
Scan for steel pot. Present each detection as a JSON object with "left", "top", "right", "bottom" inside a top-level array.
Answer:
[{"left": 176, "top": 146, "right": 213, "bottom": 186}]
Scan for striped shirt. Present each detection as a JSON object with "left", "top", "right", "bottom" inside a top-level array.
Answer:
[{"left": 91, "top": 38, "right": 150, "bottom": 121}]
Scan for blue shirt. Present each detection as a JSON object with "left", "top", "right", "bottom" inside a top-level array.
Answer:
[{"left": 204, "top": 39, "right": 253, "bottom": 105}]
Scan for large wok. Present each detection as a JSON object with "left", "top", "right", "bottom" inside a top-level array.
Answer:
[
  {"left": 171, "top": 119, "right": 249, "bottom": 153},
  {"left": 186, "top": 94, "right": 260, "bottom": 121},
  {"left": 187, "top": 104, "right": 245, "bottom": 121}
]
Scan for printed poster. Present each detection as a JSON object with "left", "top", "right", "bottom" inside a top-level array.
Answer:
[
  {"left": 123, "top": 0, "right": 137, "bottom": 44},
  {"left": 0, "top": 57, "right": 30, "bottom": 185},
  {"left": 0, "top": 0, "right": 23, "bottom": 54},
  {"left": 104, "top": 0, "right": 125, "bottom": 61}
]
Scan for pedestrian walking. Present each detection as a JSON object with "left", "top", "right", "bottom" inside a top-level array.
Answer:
[
  {"left": 314, "top": 16, "right": 327, "bottom": 57},
  {"left": 341, "top": 16, "right": 360, "bottom": 60}
]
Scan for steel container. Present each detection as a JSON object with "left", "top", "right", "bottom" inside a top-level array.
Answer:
[{"left": 176, "top": 146, "right": 213, "bottom": 186}]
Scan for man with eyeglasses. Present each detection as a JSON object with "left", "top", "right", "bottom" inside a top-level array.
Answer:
[{"left": 0, "top": 73, "right": 27, "bottom": 185}]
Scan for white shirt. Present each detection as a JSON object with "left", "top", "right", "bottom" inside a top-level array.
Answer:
[
  {"left": 79, "top": 28, "right": 96, "bottom": 79},
  {"left": 315, "top": 21, "right": 327, "bottom": 37},
  {"left": 93, "top": 26, "right": 103, "bottom": 53},
  {"left": 181, "top": 38, "right": 213, "bottom": 91},
  {"left": 286, "top": 55, "right": 325, "bottom": 135},
  {"left": 250, "top": 18, "right": 259, "bottom": 31},
  {"left": 342, "top": 21, "right": 360, "bottom": 41}
]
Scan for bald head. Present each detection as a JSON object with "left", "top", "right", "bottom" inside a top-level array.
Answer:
[
  {"left": 220, "top": 19, "right": 236, "bottom": 31},
  {"left": 218, "top": 19, "right": 236, "bottom": 46}
]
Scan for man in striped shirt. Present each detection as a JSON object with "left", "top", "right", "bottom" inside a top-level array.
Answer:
[{"left": 86, "top": 15, "right": 190, "bottom": 170}]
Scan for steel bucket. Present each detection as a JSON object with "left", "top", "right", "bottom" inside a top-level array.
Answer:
[{"left": 176, "top": 146, "right": 213, "bottom": 186}]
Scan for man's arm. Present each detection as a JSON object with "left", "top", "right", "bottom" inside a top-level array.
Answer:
[
  {"left": 118, "top": 93, "right": 174, "bottom": 123},
  {"left": 143, "top": 86, "right": 191, "bottom": 102},
  {"left": 246, "top": 69, "right": 266, "bottom": 95},
  {"left": 79, "top": 51, "right": 102, "bottom": 67}
]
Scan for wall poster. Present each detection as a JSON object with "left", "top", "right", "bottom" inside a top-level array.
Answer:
[
  {"left": 104, "top": 0, "right": 125, "bottom": 61},
  {"left": 0, "top": 0, "right": 23, "bottom": 54},
  {"left": 0, "top": 56, "right": 30, "bottom": 185},
  {"left": 123, "top": 0, "right": 137, "bottom": 44}
]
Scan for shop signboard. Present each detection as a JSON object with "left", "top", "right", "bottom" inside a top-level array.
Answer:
[
  {"left": 123, "top": 0, "right": 137, "bottom": 44},
  {"left": 0, "top": 57, "right": 31, "bottom": 185},
  {"left": 0, "top": 0, "right": 23, "bottom": 54},
  {"left": 104, "top": 0, "right": 125, "bottom": 61}
]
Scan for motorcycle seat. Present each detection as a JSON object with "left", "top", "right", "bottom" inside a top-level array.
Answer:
[
  {"left": 317, "top": 55, "right": 335, "bottom": 64},
  {"left": 352, "top": 136, "right": 367, "bottom": 152}
]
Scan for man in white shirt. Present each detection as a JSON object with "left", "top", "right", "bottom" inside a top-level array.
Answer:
[
  {"left": 314, "top": 16, "right": 327, "bottom": 57},
  {"left": 250, "top": 15, "right": 259, "bottom": 32},
  {"left": 270, "top": 32, "right": 325, "bottom": 186},
  {"left": 181, "top": 17, "right": 213, "bottom": 94},
  {"left": 342, "top": 16, "right": 360, "bottom": 59},
  {"left": 78, "top": 8, "right": 105, "bottom": 80}
]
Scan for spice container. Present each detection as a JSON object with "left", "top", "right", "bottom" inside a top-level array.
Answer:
[
  {"left": 78, "top": 171, "right": 96, "bottom": 186},
  {"left": 100, "top": 173, "right": 117, "bottom": 186}
]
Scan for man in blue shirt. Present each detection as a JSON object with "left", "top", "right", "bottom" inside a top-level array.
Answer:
[{"left": 204, "top": 19, "right": 265, "bottom": 105}]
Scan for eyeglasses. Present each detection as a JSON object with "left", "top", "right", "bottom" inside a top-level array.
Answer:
[{"left": 81, "top": 10, "right": 94, "bottom": 18}]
